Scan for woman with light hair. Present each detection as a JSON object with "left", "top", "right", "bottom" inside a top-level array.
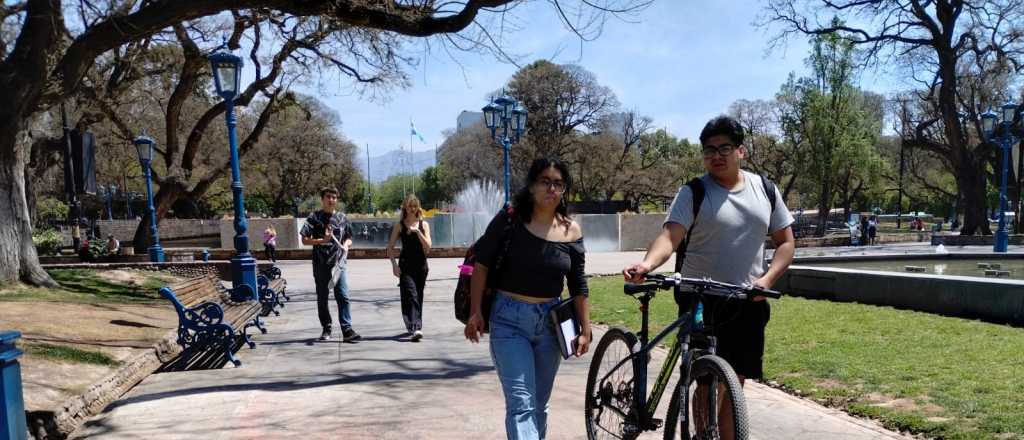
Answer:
[
  {"left": 387, "top": 195, "right": 432, "bottom": 341},
  {"left": 263, "top": 225, "right": 278, "bottom": 262}
]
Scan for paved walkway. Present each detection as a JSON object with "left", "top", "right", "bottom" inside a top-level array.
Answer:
[{"left": 73, "top": 253, "right": 921, "bottom": 439}]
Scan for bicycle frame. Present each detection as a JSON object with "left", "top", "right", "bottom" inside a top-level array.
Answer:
[{"left": 597, "top": 287, "right": 716, "bottom": 432}]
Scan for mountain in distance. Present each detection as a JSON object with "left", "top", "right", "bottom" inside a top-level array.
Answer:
[{"left": 356, "top": 148, "right": 437, "bottom": 183}]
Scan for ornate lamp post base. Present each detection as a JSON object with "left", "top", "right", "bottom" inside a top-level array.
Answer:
[
  {"left": 230, "top": 252, "right": 258, "bottom": 301},
  {"left": 148, "top": 245, "right": 165, "bottom": 263}
]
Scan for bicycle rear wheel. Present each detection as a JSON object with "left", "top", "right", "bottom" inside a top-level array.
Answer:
[
  {"left": 664, "top": 355, "right": 748, "bottom": 440},
  {"left": 585, "top": 327, "right": 640, "bottom": 440}
]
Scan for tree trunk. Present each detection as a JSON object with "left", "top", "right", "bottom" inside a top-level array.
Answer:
[
  {"left": 132, "top": 184, "right": 186, "bottom": 252},
  {"left": 958, "top": 160, "right": 992, "bottom": 236},
  {"left": 815, "top": 180, "right": 832, "bottom": 237},
  {"left": 0, "top": 132, "right": 57, "bottom": 287}
]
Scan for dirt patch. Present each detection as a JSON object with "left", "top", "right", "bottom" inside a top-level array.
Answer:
[
  {"left": 864, "top": 392, "right": 946, "bottom": 415},
  {"left": 4, "top": 301, "right": 177, "bottom": 412},
  {"left": 95, "top": 269, "right": 180, "bottom": 287},
  {"left": 814, "top": 378, "right": 844, "bottom": 390}
]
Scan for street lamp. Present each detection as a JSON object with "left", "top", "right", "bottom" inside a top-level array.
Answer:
[
  {"left": 133, "top": 135, "right": 164, "bottom": 262},
  {"left": 482, "top": 91, "right": 528, "bottom": 205},
  {"left": 209, "top": 43, "right": 257, "bottom": 301},
  {"left": 981, "top": 101, "right": 1023, "bottom": 252}
]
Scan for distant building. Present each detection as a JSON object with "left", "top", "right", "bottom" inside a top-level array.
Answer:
[{"left": 456, "top": 111, "right": 484, "bottom": 132}]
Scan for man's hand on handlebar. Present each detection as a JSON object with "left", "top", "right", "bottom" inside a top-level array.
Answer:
[
  {"left": 622, "top": 262, "right": 652, "bottom": 283},
  {"left": 751, "top": 276, "right": 772, "bottom": 302}
]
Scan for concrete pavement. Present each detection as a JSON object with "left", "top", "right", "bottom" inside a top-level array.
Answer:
[{"left": 74, "top": 254, "right": 915, "bottom": 439}]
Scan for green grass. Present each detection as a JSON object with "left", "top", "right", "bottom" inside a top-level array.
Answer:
[
  {"left": 587, "top": 276, "right": 1024, "bottom": 440},
  {"left": 0, "top": 269, "right": 168, "bottom": 303},
  {"left": 24, "top": 343, "right": 121, "bottom": 366}
]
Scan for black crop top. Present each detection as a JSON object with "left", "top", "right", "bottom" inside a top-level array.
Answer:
[{"left": 474, "top": 210, "right": 588, "bottom": 299}]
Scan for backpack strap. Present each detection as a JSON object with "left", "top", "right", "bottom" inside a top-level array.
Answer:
[
  {"left": 674, "top": 177, "right": 705, "bottom": 273},
  {"left": 760, "top": 174, "right": 777, "bottom": 215}
]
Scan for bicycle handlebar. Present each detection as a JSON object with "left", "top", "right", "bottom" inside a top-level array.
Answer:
[{"left": 623, "top": 273, "right": 782, "bottom": 300}]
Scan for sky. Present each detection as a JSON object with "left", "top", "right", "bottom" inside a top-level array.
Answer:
[{"left": 306, "top": 1, "right": 898, "bottom": 159}]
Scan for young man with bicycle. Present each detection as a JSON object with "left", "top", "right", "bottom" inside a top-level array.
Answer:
[{"left": 622, "top": 116, "right": 795, "bottom": 435}]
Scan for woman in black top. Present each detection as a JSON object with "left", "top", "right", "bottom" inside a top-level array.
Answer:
[
  {"left": 387, "top": 195, "right": 432, "bottom": 342},
  {"left": 465, "top": 157, "right": 592, "bottom": 440}
]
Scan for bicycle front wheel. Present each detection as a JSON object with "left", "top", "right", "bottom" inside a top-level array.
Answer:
[
  {"left": 664, "top": 355, "right": 748, "bottom": 440},
  {"left": 585, "top": 327, "right": 640, "bottom": 440}
]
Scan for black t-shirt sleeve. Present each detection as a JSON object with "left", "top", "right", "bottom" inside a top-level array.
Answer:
[
  {"left": 300, "top": 213, "right": 321, "bottom": 238},
  {"left": 567, "top": 241, "right": 589, "bottom": 297},
  {"left": 474, "top": 210, "right": 510, "bottom": 269}
]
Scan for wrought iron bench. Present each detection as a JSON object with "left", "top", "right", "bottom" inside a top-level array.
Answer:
[
  {"left": 257, "top": 274, "right": 287, "bottom": 316},
  {"left": 160, "top": 274, "right": 266, "bottom": 367}
]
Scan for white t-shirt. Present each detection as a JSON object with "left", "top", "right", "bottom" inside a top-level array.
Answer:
[{"left": 664, "top": 170, "right": 794, "bottom": 286}]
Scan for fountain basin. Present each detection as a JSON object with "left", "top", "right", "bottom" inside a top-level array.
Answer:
[{"left": 775, "top": 255, "right": 1024, "bottom": 325}]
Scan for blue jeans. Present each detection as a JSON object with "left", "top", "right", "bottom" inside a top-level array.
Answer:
[
  {"left": 313, "top": 263, "right": 351, "bottom": 330},
  {"left": 489, "top": 292, "right": 562, "bottom": 440}
]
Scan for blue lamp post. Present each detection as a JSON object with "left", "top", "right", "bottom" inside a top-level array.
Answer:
[
  {"left": 1, "top": 331, "right": 27, "bottom": 440},
  {"left": 482, "top": 92, "right": 528, "bottom": 205},
  {"left": 981, "top": 102, "right": 1022, "bottom": 253},
  {"left": 133, "top": 135, "right": 164, "bottom": 262},
  {"left": 209, "top": 44, "right": 257, "bottom": 301}
]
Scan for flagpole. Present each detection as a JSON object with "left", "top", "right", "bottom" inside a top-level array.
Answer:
[
  {"left": 410, "top": 119, "right": 415, "bottom": 196},
  {"left": 366, "top": 143, "right": 373, "bottom": 214},
  {"left": 401, "top": 141, "right": 406, "bottom": 199}
]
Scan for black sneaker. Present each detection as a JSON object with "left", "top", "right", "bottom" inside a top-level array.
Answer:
[
  {"left": 411, "top": 330, "right": 423, "bottom": 342},
  {"left": 342, "top": 328, "right": 362, "bottom": 342},
  {"left": 319, "top": 328, "right": 332, "bottom": 341}
]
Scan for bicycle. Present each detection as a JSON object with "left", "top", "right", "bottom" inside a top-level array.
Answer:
[{"left": 584, "top": 273, "right": 781, "bottom": 440}]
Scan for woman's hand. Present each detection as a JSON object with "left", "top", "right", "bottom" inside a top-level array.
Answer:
[
  {"left": 464, "top": 313, "right": 485, "bottom": 343},
  {"left": 573, "top": 332, "right": 591, "bottom": 357}
]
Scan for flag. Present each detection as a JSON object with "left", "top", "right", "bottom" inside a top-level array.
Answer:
[{"left": 410, "top": 121, "right": 427, "bottom": 144}]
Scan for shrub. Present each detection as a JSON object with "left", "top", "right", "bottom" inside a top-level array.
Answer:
[{"left": 33, "top": 228, "right": 65, "bottom": 256}]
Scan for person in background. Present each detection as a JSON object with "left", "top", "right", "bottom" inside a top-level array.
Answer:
[
  {"left": 387, "top": 195, "right": 432, "bottom": 342},
  {"left": 867, "top": 215, "right": 878, "bottom": 245},
  {"left": 263, "top": 225, "right": 278, "bottom": 263},
  {"left": 105, "top": 234, "right": 120, "bottom": 256},
  {"left": 860, "top": 215, "right": 869, "bottom": 246}
]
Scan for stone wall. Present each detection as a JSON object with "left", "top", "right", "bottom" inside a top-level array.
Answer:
[
  {"left": 39, "top": 261, "right": 275, "bottom": 281},
  {"left": 220, "top": 218, "right": 303, "bottom": 252},
  {"left": 930, "top": 234, "right": 1024, "bottom": 246},
  {"left": 774, "top": 265, "right": 1024, "bottom": 325},
  {"left": 85, "top": 219, "right": 221, "bottom": 244},
  {"left": 620, "top": 214, "right": 664, "bottom": 251}
]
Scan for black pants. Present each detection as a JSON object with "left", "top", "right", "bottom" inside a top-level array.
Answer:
[
  {"left": 265, "top": 244, "right": 277, "bottom": 262},
  {"left": 399, "top": 266, "right": 428, "bottom": 332}
]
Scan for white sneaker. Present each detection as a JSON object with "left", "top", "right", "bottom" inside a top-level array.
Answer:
[{"left": 411, "top": 330, "right": 423, "bottom": 342}]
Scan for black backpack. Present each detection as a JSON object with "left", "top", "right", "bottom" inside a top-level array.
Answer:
[{"left": 674, "top": 174, "right": 778, "bottom": 273}]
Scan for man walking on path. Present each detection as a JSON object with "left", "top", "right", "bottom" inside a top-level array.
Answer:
[{"left": 301, "top": 187, "right": 362, "bottom": 342}]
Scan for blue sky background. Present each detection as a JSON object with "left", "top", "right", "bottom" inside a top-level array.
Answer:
[{"left": 307, "top": 1, "right": 898, "bottom": 159}]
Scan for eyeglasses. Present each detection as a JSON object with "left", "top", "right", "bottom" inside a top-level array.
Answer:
[
  {"left": 702, "top": 143, "right": 736, "bottom": 158},
  {"left": 536, "top": 179, "right": 566, "bottom": 194}
]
